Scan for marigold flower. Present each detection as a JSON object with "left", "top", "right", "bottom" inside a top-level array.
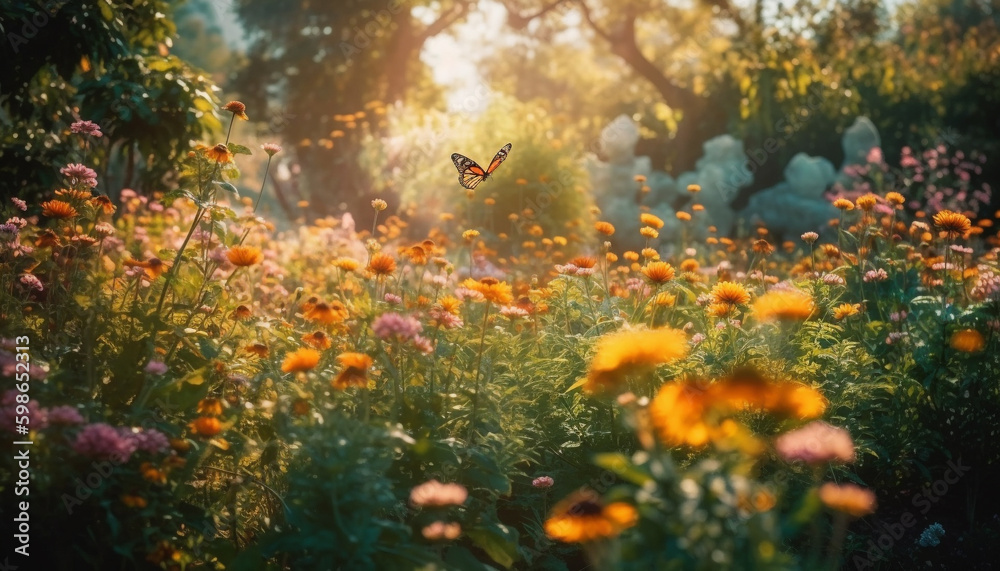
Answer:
[
  {"left": 569, "top": 256, "right": 597, "bottom": 269},
  {"left": 410, "top": 479, "right": 468, "bottom": 507},
  {"left": 819, "top": 483, "right": 876, "bottom": 517},
  {"left": 226, "top": 245, "right": 263, "bottom": 267},
  {"left": 585, "top": 328, "right": 689, "bottom": 393},
  {"left": 544, "top": 489, "right": 637, "bottom": 543},
  {"left": 753, "top": 289, "right": 815, "bottom": 321},
  {"left": 595, "top": 221, "right": 615, "bottom": 236},
  {"left": 41, "top": 199, "right": 78, "bottom": 219},
  {"left": 281, "top": 348, "right": 321, "bottom": 373},
  {"left": 653, "top": 292, "right": 676, "bottom": 307},
  {"left": 368, "top": 252, "right": 397, "bottom": 277},
  {"left": 885, "top": 192, "right": 905, "bottom": 206},
  {"left": 641, "top": 261, "right": 675, "bottom": 284},
  {"left": 188, "top": 416, "right": 222, "bottom": 437},
  {"left": 639, "top": 213, "right": 664, "bottom": 229},
  {"left": 332, "top": 352, "right": 372, "bottom": 389},
  {"left": 933, "top": 210, "right": 972, "bottom": 238},
  {"left": 640, "top": 226, "right": 659, "bottom": 239},
  {"left": 462, "top": 277, "right": 513, "bottom": 305},
  {"left": 623, "top": 251, "right": 640, "bottom": 262},
  {"left": 855, "top": 193, "right": 878, "bottom": 211},
  {"left": 222, "top": 100, "right": 249, "bottom": 120},
  {"left": 711, "top": 281, "right": 750, "bottom": 307},
  {"left": 462, "top": 229, "right": 480, "bottom": 242},
  {"left": 306, "top": 300, "right": 349, "bottom": 324},
  {"left": 949, "top": 328, "right": 985, "bottom": 352},
  {"left": 833, "top": 198, "right": 855, "bottom": 211}
]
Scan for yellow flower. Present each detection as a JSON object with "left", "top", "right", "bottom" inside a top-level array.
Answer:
[
  {"left": 226, "top": 245, "right": 263, "bottom": 267},
  {"left": 281, "top": 348, "right": 321, "bottom": 373},
  {"left": 855, "top": 193, "right": 878, "bottom": 211},
  {"left": 950, "top": 329, "right": 985, "bottom": 352},
  {"left": 885, "top": 192, "right": 905, "bottom": 206},
  {"left": 462, "top": 277, "right": 513, "bottom": 305},
  {"left": 676, "top": 211, "right": 692, "bottom": 222},
  {"left": 640, "top": 226, "right": 659, "bottom": 239},
  {"left": 710, "top": 281, "right": 750, "bottom": 306},
  {"left": 833, "top": 303, "right": 861, "bottom": 320},
  {"left": 595, "top": 221, "right": 615, "bottom": 236},
  {"left": 188, "top": 416, "right": 222, "bottom": 437},
  {"left": 585, "top": 328, "right": 689, "bottom": 393},
  {"left": 462, "top": 229, "right": 480, "bottom": 242},
  {"left": 933, "top": 210, "right": 972, "bottom": 238},
  {"left": 544, "top": 489, "right": 637, "bottom": 543},
  {"left": 753, "top": 289, "right": 815, "bottom": 322},
  {"left": 333, "top": 257, "right": 361, "bottom": 272},
  {"left": 641, "top": 261, "right": 675, "bottom": 284},
  {"left": 687, "top": 184, "right": 701, "bottom": 193},
  {"left": 306, "top": 300, "right": 349, "bottom": 324},
  {"left": 833, "top": 198, "right": 855, "bottom": 211}
]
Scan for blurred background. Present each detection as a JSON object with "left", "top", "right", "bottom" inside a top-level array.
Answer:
[{"left": 2, "top": 0, "right": 999, "bottom": 243}]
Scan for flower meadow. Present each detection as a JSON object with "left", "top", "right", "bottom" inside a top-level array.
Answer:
[{"left": 3, "top": 106, "right": 1000, "bottom": 571}]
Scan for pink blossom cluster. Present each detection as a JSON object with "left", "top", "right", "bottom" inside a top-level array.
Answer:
[
  {"left": 60, "top": 163, "right": 98, "bottom": 188},
  {"left": 71, "top": 423, "right": 170, "bottom": 462}
]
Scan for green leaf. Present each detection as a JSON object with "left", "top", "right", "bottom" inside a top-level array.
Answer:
[
  {"left": 228, "top": 142, "right": 253, "bottom": 156},
  {"left": 593, "top": 452, "right": 653, "bottom": 486},
  {"left": 214, "top": 181, "right": 239, "bottom": 196},
  {"left": 467, "top": 523, "right": 519, "bottom": 569}
]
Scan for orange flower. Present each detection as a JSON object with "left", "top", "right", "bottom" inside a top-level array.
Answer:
[
  {"left": 585, "top": 328, "right": 689, "bottom": 393},
  {"left": 368, "top": 252, "right": 397, "bottom": 277},
  {"left": 188, "top": 416, "right": 222, "bottom": 437},
  {"left": 230, "top": 305, "right": 253, "bottom": 320},
  {"left": 245, "top": 343, "right": 269, "bottom": 358},
  {"left": 463, "top": 277, "right": 513, "bottom": 305},
  {"left": 885, "top": 192, "right": 905, "bottom": 206},
  {"left": 595, "top": 221, "right": 615, "bottom": 236},
  {"left": 306, "top": 301, "right": 349, "bottom": 324},
  {"left": 281, "top": 348, "right": 321, "bottom": 373},
  {"left": 222, "top": 100, "right": 249, "bottom": 120},
  {"left": 544, "top": 489, "right": 637, "bottom": 543},
  {"left": 950, "top": 329, "right": 985, "bottom": 352},
  {"left": 205, "top": 143, "right": 234, "bottom": 164},
  {"left": 302, "top": 330, "right": 333, "bottom": 350},
  {"left": 833, "top": 303, "right": 861, "bottom": 320},
  {"left": 819, "top": 483, "right": 877, "bottom": 517},
  {"left": 197, "top": 398, "right": 224, "bottom": 416},
  {"left": 569, "top": 256, "right": 597, "bottom": 269},
  {"left": 333, "top": 257, "right": 361, "bottom": 272},
  {"left": 640, "top": 226, "right": 659, "bottom": 239},
  {"left": 833, "top": 198, "right": 855, "bottom": 211},
  {"left": 121, "top": 493, "right": 148, "bottom": 508},
  {"left": 55, "top": 188, "right": 93, "bottom": 201},
  {"left": 227, "top": 245, "right": 263, "bottom": 267},
  {"left": 332, "top": 352, "right": 373, "bottom": 389},
  {"left": 933, "top": 210, "right": 972, "bottom": 238},
  {"left": 676, "top": 211, "right": 692, "bottom": 222},
  {"left": 855, "top": 193, "right": 878, "bottom": 211},
  {"left": 41, "top": 200, "right": 78, "bottom": 219},
  {"left": 710, "top": 281, "right": 750, "bottom": 307},
  {"left": 753, "top": 289, "right": 815, "bottom": 322},
  {"left": 639, "top": 213, "right": 664, "bottom": 229},
  {"left": 641, "top": 261, "right": 675, "bottom": 284},
  {"left": 752, "top": 239, "right": 775, "bottom": 255}
]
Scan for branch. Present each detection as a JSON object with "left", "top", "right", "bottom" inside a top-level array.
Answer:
[
  {"left": 500, "top": 0, "right": 571, "bottom": 30},
  {"left": 416, "top": 1, "right": 472, "bottom": 43}
]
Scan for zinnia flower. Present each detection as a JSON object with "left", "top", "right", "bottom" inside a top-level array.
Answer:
[
  {"left": 281, "top": 348, "right": 321, "bottom": 373},
  {"left": 205, "top": 143, "right": 233, "bottom": 164},
  {"left": 71, "top": 120, "right": 103, "bottom": 137},
  {"left": 368, "top": 252, "right": 397, "bottom": 277},
  {"left": 544, "top": 489, "right": 637, "bottom": 543},
  {"left": 226, "top": 245, "right": 263, "bottom": 267},
  {"left": 753, "top": 289, "right": 815, "bottom": 322},
  {"left": 41, "top": 200, "right": 78, "bottom": 219},
  {"left": 332, "top": 352, "right": 372, "bottom": 389},
  {"left": 710, "top": 281, "right": 750, "bottom": 307},
  {"left": 462, "top": 277, "right": 513, "bottom": 305},
  {"left": 585, "top": 328, "right": 689, "bottom": 393},
  {"left": 222, "top": 100, "right": 249, "bottom": 120},
  {"left": 641, "top": 261, "right": 675, "bottom": 284}
]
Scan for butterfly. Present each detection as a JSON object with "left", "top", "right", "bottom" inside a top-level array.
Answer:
[{"left": 451, "top": 143, "right": 512, "bottom": 189}]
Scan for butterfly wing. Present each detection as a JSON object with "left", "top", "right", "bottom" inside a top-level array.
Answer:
[
  {"left": 485, "top": 143, "right": 512, "bottom": 174},
  {"left": 452, "top": 153, "right": 487, "bottom": 189}
]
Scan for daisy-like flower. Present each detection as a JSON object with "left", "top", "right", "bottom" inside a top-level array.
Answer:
[
  {"left": 933, "top": 210, "right": 972, "bottom": 238},
  {"left": 226, "top": 245, "right": 263, "bottom": 267},
  {"left": 885, "top": 192, "right": 905, "bottom": 206},
  {"left": 640, "top": 226, "right": 659, "bottom": 239},
  {"left": 222, "top": 100, "right": 249, "bottom": 120},
  {"left": 333, "top": 257, "right": 361, "bottom": 272},
  {"left": 367, "top": 252, "right": 397, "bottom": 277},
  {"left": 594, "top": 221, "right": 615, "bottom": 236},
  {"left": 302, "top": 330, "right": 333, "bottom": 350},
  {"left": 462, "top": 277, "right": 513, "bottom": 305},
  {"left": 71, "top": 120, "right": 103, "bottom": 137},
  {"left": 801, "top": 232, "right": 819, "bottom": 244},
  {"left": 752, "top": 289, "right": 815, "bottom": 322},
  {"left": 544, "top": 489, "right": 638, "bottom": 543},
  {"left": 281, "top": 348, "right": 321, "bottom": 373},
  {"left": 710, "top": 281, "right": 750, "bottom": 307},
  {"left": 752, "top": 239, "right": 775, "bottom": 255},
  {"left": 90, "top": 195, "right": 117, "bottom": 215},
  {"left": 687, "top": 184, "right": 701, "bottom": 193},
  {"left": 819, "top": 483, "right": 876, "bottom": 517},
  {"left": 641, "top": 261, "right": 675, "bottom": 284},
  {"left": 41, "top": 200, "right": 78, "bottom": 219},
  {"left": 410, "top": 480, "right": 468, "bottom": 507},
  {"left": 676, "top": 211, "right": 692, "bottom": 222},
  {"left": 60, "top": 163, "right": 98, "bottom": 186},
  {"left": 205, "top": 143, "right": 234, "bottom": 164},
  {"left": 261, "top": 143, "right": 281, "bottom": 157},
  {"left": 533, "top": 476, "right": 555, "bottom": 488},
  {"left": 305, "top": 301, "right": 349, "bottom": 324},
  {"left": 833, "top": 198, "right": 855, "bottom": 211},
  {"left": 585, "top": 327, "right": 689, "bottom": 393},
  {"left": 833, "top": 303, "right": 861, "bottom": 320},
  {"left": 855, "top": 193, "right": 878, "bottom": 211},
  {"left": 332, "top": 352, "right": 373, "bottom": 389}
]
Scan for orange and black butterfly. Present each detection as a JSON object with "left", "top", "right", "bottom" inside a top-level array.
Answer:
[{"left": 451, "top": 143, "right": 512, "bottom": 189}]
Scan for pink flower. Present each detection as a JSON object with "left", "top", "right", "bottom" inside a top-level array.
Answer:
[
  {"left": 144, "top": 360, "right": 168, "bottom": 375},
  {"left": 70, "top": 120, "right": 103, "bottom": 137},
  {"left": 72, "top": 423, "right": 138, "bottom": 462},
  {"left": 384, "top": 293, "right": 402, "bottom": 305},
  {"left": 863, "top": 268, "right": 888, "bottom": 283},
  {"left": 47, "top": 405, "right": 85, "bottom": 425},
  {"left": 0, "top": 390, "right": 48, "bottom": 433},
  {"left": 499, "top": 305, "right": 529, "bottom": 319},
  {"left": 775, "top": 421, "right": 855, "bottom": 464},
  {"left": 60, "top": 163, "right": 98, "bottom": 187},
  {"left": 131, "top": 428, "right": 170, "bottom": 454},
  {"left": 19, "top": 274, "right": 43, "bottom": 291},
  {"left": 691, "top": 333, "right": 706, "bottom": 345},
  {"left": 11, "top": 197, "right": 27, "bottom": 211},
  {"left": 429, "top": 307, "right": 464, "bottom": 329},
  {"left": 532, "top": 476, "right": 554, "bottom": 488},
  {"left": 261, "top": 143, "right": 282, "bottom": 157},
  {"left": 371, "top": 312, "right": 422, "bottom": 341},
  {"left": 409, "top": 479, "right": 468, "bottom": 507},
  {"left": 866, "top": 146, "right": 883, "bottom": 164}
]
